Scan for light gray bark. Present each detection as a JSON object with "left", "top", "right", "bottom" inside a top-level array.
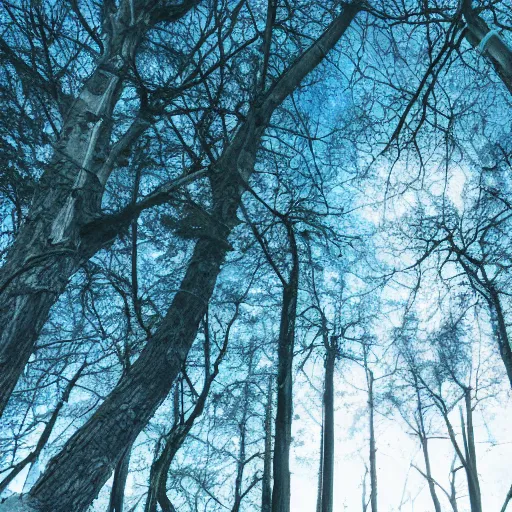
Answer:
[
  {"left": 0, "top": 0, "right": 201, "bottom": 417},
  {"left": 462, "top": 0, "right": 512, "bottom": 94}
]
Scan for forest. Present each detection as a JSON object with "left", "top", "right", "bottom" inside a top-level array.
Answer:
[{"left": 0, "top": 0, "right": 511, "bottom": 511}]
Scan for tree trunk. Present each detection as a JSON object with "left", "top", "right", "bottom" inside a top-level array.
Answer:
[
  {"left": 0, "top": 7, "right": 359, "bottom": 511},
  {"left": 271, "top": 225, "right": 299, "bottom": 512},
  {"left": 461, "top": 391, "right": 482, "bottom": 512},
  {"left": 0, "top": 0, "right": 201, "bottom": 417},
  {"left": 144, "top": 425, "right": 187, "bottom": 512},
  {"left": 414, "top": 382, "right": 442, "bottom": 512},
  {"left": 321, "top": 348, "right": 335, "bottom": 512},
  {"left": 367, "top": 370, "right": 378, "bottom": 512},
  {"left": 108, "top": 443, "right": 133, "bottom": 512},
  {"left": 26, "top": 236, "right": 231, "bottom": 512},
  {"left": 462, "top": 0, "right": 512, "bottom": 94},
  {"left": 270, "top": 282, "right": 297, "bottom": 512},
  {"left": 261, "top": 377, "right": 273, "bottom": 512},
  {"left": 316, "top": 410, "right": 324, "bottom": 512},
  {"left": 500, "top": 484, "right": 512, "bottom": 512},
  {"left": 487, "top": 288, "right": 512, "bottom": 389},
  {"left": 232, "top": 387, "right": 248, "bottom": 512}
]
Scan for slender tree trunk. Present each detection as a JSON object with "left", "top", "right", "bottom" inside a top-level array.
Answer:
[
  {"left": 232, "top": 398, "right": 248, "bottom": 512},
  {"left": 418, "top": 435, "right": 442, "bottom": 512},
  {"left": 261, "top": 377, "right": 273, "bottom": 512},
  {"left": 0, "top": 8, "right": 359, "bottom": 511},
  {"left": 271, "top": 224, "right": 299, "bottom": 512},
  {"left": 412, "top": 375, "right": 442, "bottom": 512},
  {"left": 461, "top": 391, "right": 482, "bottom": 512},
  {"left": 144, "top": 425, "right": 187, "bottom": 512},
  {"left": 316, "top": 408, "right": 324, "bottom": 512},
  {"left": 362, "top": 466, "right": 369, "bottom": 512},
  {"left": 500, "top": 484, "right": 512, "bottom": 512},
  {"left": 367, "top": 370, "right": 378, "bottom": 512},
  {"left": 449, "top": 456, "right": 460, "bottom": 512},
  {"left": 321, "top": 348, "right": 335, "bottom": 512},
  {"left": 108, "top": 443, "right": 133, "bottom": 512},
  {"left": 145, "top": 318, "right": 229, "bottom": 512}
]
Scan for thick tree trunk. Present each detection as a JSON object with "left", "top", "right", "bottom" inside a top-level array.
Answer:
[
  {"left": 321, "top": 348, "right": 335, "bottom": 512},
  {"left": 25, "top": 234, "right": 230, "bottom": 512},
  {"left": 462, "top": 0, "right": 512, "bottom": 94},
  {"left": 0, "top": 7, "right": 359, "bottom": 511},
  {"left": 0, "top": 0, "right": 201, "bottom": 416},
  {"left": 261, "top": 377, "right": 273, "bottom": 512}
]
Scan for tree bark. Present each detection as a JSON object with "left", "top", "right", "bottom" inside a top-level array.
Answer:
[
  {"left": 261, "top": 377, "right": 273, "bottom": 512},
  {"left": 321, "top": 348, "right": 335, "bottom": 512},
  {"left": 108, "top": 443, "right": 133, "bottom": 512},
  {"left": 461, "top": 391, "right": 482, "bottom": 512},
  {"left": 0, "top": 0, "right": 199, "bottom": 417},
  {"left": 367, "top": 369, "right": 378, "bottom": 512},
  {"left": 271, "top": 225, "right": 299, "bottom": 512},
  {"left": 462, "top": 0, "right": 512, "bottom": 94},
  {"left": 0, "top": 6, "right": 359, "bottom": 511}
]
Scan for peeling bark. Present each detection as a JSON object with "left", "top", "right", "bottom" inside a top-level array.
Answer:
[
  {"left": 462, "top": 0, "right": 512, "bottom": 94},
  {"left": 0, "top": 0, "right": 200, "bottom": 417}
]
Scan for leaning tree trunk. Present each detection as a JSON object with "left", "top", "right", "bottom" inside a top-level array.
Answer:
[
  {"left": 0, "top": 0, "right": 199, "bottom": 417},
  {"left": 487, "top": 286, "right": 512, "bottom": 390},
  {"left": 0, "top": 7, "right": 360, "bottom": 511},
  {"left": 461, "top": 391, "right": 482, "bottom": 512},
  {"left": 321, "top": 347, "right": 335, "bottom": 512},
  {"left": 108, "top": 443, "right": 133, "bottom": 512}
]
